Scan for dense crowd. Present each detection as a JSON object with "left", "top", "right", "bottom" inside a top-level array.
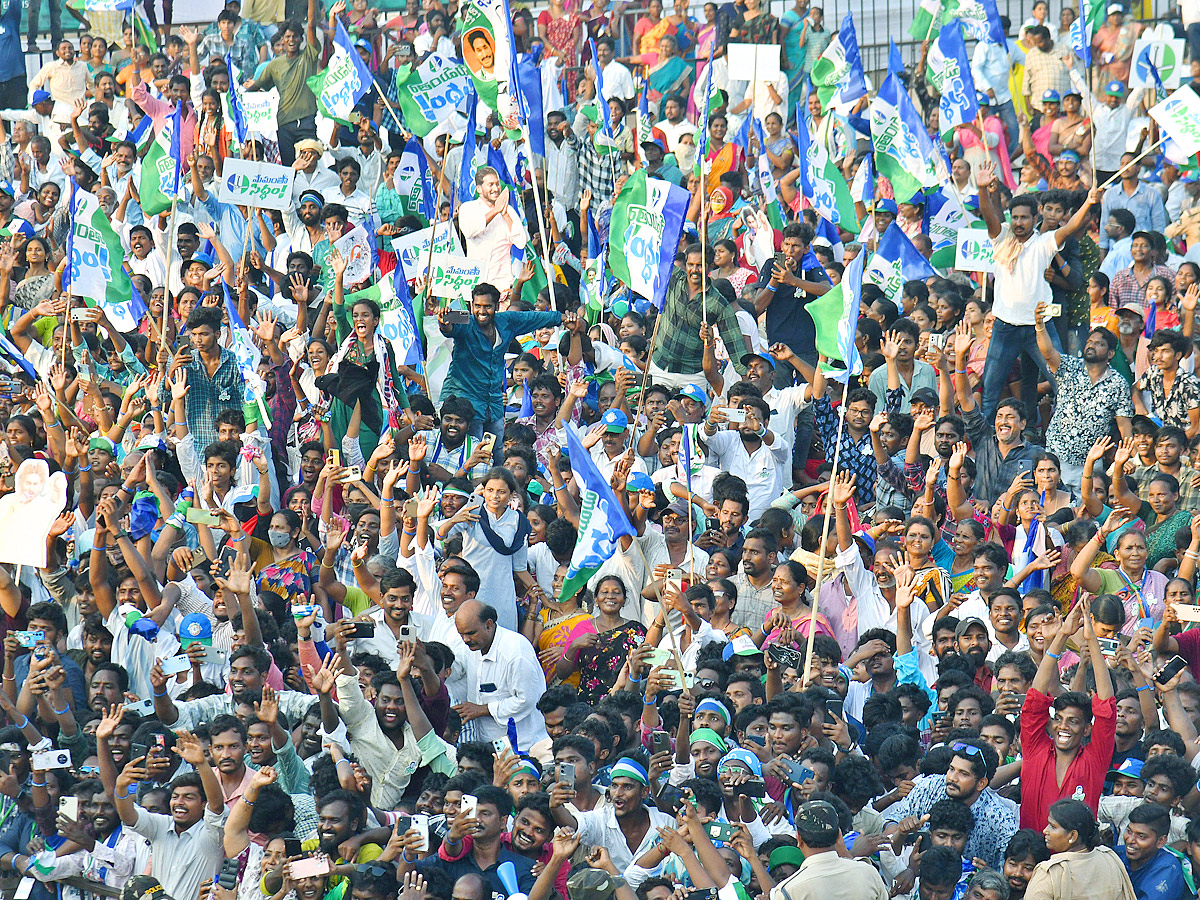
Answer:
[{"left": 7, "top": 2, "right": 1200, "bottom": 900}]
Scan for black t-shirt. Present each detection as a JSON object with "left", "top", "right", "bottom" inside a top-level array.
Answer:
[{"left": 757, "top": 256, "right": 831, "bottom": 364}]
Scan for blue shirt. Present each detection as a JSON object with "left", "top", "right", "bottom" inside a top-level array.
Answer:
[
  {"left": 1120, "top": 846, "right": 1189, "bottom": 900},
  {"left": 1098, "top": 182, "right": 1167, "bottom": 250},
  {"left": 13, "top": 649, "right": 87, "bottom": 711},
  {"left": 0, "top": 2, "right": 22, "bottom": 82},
  {"left": 441, "top": 310, "right": 562, "bottom": 422}
]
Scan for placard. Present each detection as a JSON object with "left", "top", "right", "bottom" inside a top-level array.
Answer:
[
  {"left": 0, "top": 459, "right": 68, "bottom": 567},
  {"left": 726, "top": 43, "right": 781, "bottom": 81},
  {"left": 1131, "top": 37, "right": 1185, "bottom": 89},
  {"left": 1150, "top": 89, "right": 1200, "bottom": 157},
  {"left": 429, "top": 254, "right": 486, "bottom": 298},
  {"left": 393, "top": 223, "right": 465, "bottom": 280},
  {"left": 333, "top": 226, "right": 373, "bottom": 286},
  {"left": 240, "top": 89, "right": 279, "bottom": 139},
  {"left": 218, "top": 158, "right": 294, "bottom": 210},
  {"left": 954, "top": 227, "right": 994, "bottom": 273}
]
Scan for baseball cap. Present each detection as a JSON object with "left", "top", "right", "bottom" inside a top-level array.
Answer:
[
  {"left": 31, "top": 89, "right": 51, "bottom": 105},
  {"left": 566, "top": 868, "right": 626, "bottom": 900},
  {"left": 640, "top": 137, "right": 666, "bottom": 152},
  {"left": 0, "top": 180, "right": 15, "bottom": 197},
  {"left": 1106, "top": 3, "right": 1124, "bottom": 12},
  {"left": 1116, "top": 305, "right": 1145, "bottom": 319},
  {"left": 677, "top": 383, "right": 708, "bottom": 406},
  {"left": 1041, "top": 89, "right": 1061, "bottom": 103},
  {"left": 599, "top": 408, "right": 629, "bottom": 432},
  {"left": 1105, "top": 80, "right": 1126, "bottom": 96},
  {"left": 1107, "top": 756, "right": 1144, "bottom": 780},
  {"left": 178, "top": 613, "right": 213, "bottom": 648},
  {"left": 910, "top": 387, "right": 939, "bottom": 408},
  {"left": 722, "top": 634, "right": 763, "bottom": 661},
  {"left": 876, "top": 198, "right": 899, "bottom": 215},
  {"left": 976, "top": 91, "right": 991, "bottom": 107},
  {"left": 121, "top": 876, "right": 166, "bottom": 900},
  {"left": 795, "top": 799, "right": 841, "bottom": 844},
  {"left": 741, "top": 351, "right": 776, "bottom": 371},
  {"left": 768, "top": 847, "right": 806, "bottom": 871},
  {"left": 625, "top": 471, "right": 655, "bottom": 493},
  {"left": 663, "top": 498, "right": 692, "bottom": 519},
  {"left": 955, "top": 616, "right": 990, "bottom": 639}
]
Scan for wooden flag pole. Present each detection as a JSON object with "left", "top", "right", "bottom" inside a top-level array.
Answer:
[
  {"left": 161, "top": 197, "right": 178, "bottom": 350},
  {"left": 517, "top": 117, "right": 558, "bottom": 310},
  {"left": 421, "top": 140, "right": 450, "bottom": 307},
  {"left": 1098, "top": 136, "right": 1169, "bottom": 189}
]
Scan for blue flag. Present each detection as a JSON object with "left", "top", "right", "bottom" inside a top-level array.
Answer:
[
  {"left": 834, "top": 244, "right": 865, "bottom": 381},
  {"left": 864, "top": 223, "right": 939, "bottom": 298},
  {"left": 390, "top": 263, "right": 423, "bottom": 367},
  {"left": 1148, "top": 59, "right": 1168, "bottom": 103},
  {"left": 589, "top": 39, "right": 615, "bottom": 141},
  {"left": 0, "top": 332, "right": 35, "bottom": 380},
  {"left": 404, "top": 136, "right": 436, "bottom": 220},
  {"left": 515, "top": 49, "right": 545, "bottom": 157},
  {"left": 168, "top": 101, "right": 182, "bottom": 196},
  {"left": 862, "top": 152, "right": 876, "bottom": 204},
  {"left": 928, "top": 20, "right": 979, "bottom": 138},
  {"left": 459, "top": 86, "right": 479, "bottom": 204},
  {"left": 888, "top": 39, "right": 905, "bottom": 77},
  {"left": 1070, "top": 16, "right": 1091, "bottom": 65},
  {"left": 682, "top": 423, "right": 694, "bottom": 491},
  {"left": 560, "top": 424, "right": 637, "bottom": 600},
  {"left": 225, "top": 53, "right": 249, "bottom": 144},
  {"left": 733, "top": 114, "right": 752, "bottom": 154}
]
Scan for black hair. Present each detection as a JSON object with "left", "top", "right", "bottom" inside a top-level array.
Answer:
[
  {"left": 927, "top": 798, "right": 975, "bottom": 836},
  {"left": 1047, "top": 798, "right": 1100, "bottom": 848},
  {"left": 1005, "top": 828, "right": 1050, "bottom": 864}
]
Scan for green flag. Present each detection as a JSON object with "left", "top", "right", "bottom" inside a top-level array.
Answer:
[
  {"left": 138, "top": 110, "right": 180, "bottom": 217},
  {"left": 390, "top": 58, "right": 473, "bottom": 137},
  {"left": 67, "top": 186, "right": 144, "bottom": 331},
  {"left": 909, "top": 0, "right": 946, "bottom": 40}
]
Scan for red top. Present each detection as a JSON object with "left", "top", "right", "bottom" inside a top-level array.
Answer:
[{"left": 1018, "top": 688, "right": 1116, "bottom": 830}]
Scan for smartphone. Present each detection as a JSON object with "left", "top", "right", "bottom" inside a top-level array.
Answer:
[
  {"left": 491, "top": 738, "right": 508, "bottom": 756},
  {"left": 394, "top": 814, "right": 412, "bottom": 834},
  {"left": 1175, "top": 604, "right": 1200, "bottom": 623},
  {"left": 903, "top": 828, "right": 929, "bottom": 846},
  {"left": 410, "top": 813, "right": 429, "bottom": 852},
  {"left": 201, "top": 646, "right": 227, "bottom": 667},
  {"left": 1045, "top": 302, "right": 1062, "bottom": 318},
  {"left": 69, "top": 307, "right": 93, "bottom": 322},
  {"left": 131, "top": 742, "right": 149, "bottom": 761},
  {"left": 14, "top": 630, "right": 44, "bottom": 649},
  {"left": 283, "top": 837, "right": 303, "bottom": 857},
  {"left": 289, "top": 858, "right": 332, "bottom": 879},
  {"left": 742, "top": 779, "right": 768, "bottom": 798},
  {"left": 58, "top": 796, "right": 78, "bottom": 820},
  {"left": 825, "top": 699, "right": 844, "bottom": 724},
  {"left": 336, "top": 466, "right": 363, "bottom": 484},
  {"left": 398, "top": 624, "right": 415, "bottom": 642},
  {"left": 652, "top": 730, "right": 671, "bottom": 756},
  {"left": 725, "top": 408, "right": 747, "bottom": 424},
  {"left": 556, "top": 761, "right": 576, "bottom": 789},
  {"left": 160, "top": 655, "right": 191, "bottom": 677},
  {"left": 460, "top": 794, "right": 478, "bottom": 820},
  {"left": 347, "top": 621, "right": 376, "bottom": 639},
  {"left": 1156, "top": 655, "right": 1189, "bottom": 685},
  {"left": 403, "top": 498, "right": 420, "bottom": 518},
  {"left": 185, "top": 508, "right": 220, "bottom": 526},
  {"left": 685, "top": 889, "right": 717, "bottom": 900},
  {"left": 1098, "top": 637, "right": 1120, "bottom": 656},
  {"left": 931, "top": 710, "right": 950, "bottom": 723},
  {"left": 124, "top": 698, "right": 155, "bottom": 716},
  {"left": 479, "top": 433, "right": 497, "bottom": 455},
  {"left": 928, "top": 331, "right": 948, "bottom": 350},
  {"left": 31, "top": 749, "right": 72, "bottom": 770},
  {"left": 328, "top": 449, "right": 342, "bottom": 468},
  {"left": 705, "top": 822, "right": 738, "bottom": 842},
  {"left": 187, "top": 545, "right": 208, "bottom": 570},
  {"left": 445, "top": 309, "right": 471, "bottom": 324},
  {"left": 785, "top": 762, "right": 814, "bottom": 786}
]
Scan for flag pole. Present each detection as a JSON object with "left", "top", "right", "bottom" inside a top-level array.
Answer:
[
  {"left": 421, "top": 141, "right": 450, "bottom": 308},
  {"left": 160, "top": 197, "right": 178, "bottom": 350},
  {"left": 1098, "top": 137, "right": 1169, "bottom": 189},
  {"left": 799, "top": 371, "right": 851, "bottom": 689},
  {"left": 371, "top": 77, "right": 406, "bottom": 135},
  {"left": 518, "top": 118, "right": 559, "bottom": 311}
]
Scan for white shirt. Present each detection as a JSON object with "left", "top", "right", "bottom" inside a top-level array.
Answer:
[
  {"left": 589, "top": 441, "right": 649, "bottom": 482},
  {"left": 575, "top": 804, "right": 675, "bottom": 873},
  {"left": 764, "top": 385, "right": 810, "bottom": 451},
  {"left": 655, "top": 117, "right": 696, "bottom": 152},
  {"left": 352, "top": 608, "right": 437, "bottom": 669},
  {"left": 601, "top": 60, "right": 636, "bottom": 101},
  {"left": 130, "top": 806, "right": 226, "bottom": 900},
  {"left": 463, "top": 625, "right": 549, "bottom": 750},
  {"left": 991, "top": 225, "right": 1061, "bottom": 326},
  {"left": 459, "top": 196, "right": 528, "bottom": 290},
  {"left": 704, "top": 430, "right": 790, "bottom": 520}
]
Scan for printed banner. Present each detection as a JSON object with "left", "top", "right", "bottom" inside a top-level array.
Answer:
[
  {"left": 393, "top": 223, "right": 465, "bottom": 280},
  {"left": 429, "top": 255, "right": 486, "bottom": 298},
  {"left": 219, "top": 158, "right": 294, "bottom": 210}
]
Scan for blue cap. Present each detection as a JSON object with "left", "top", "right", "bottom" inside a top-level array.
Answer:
[
  {"left": 600, "top": 408, "right": 629, "bottom": 432},
  {"left": 0, "top": 181, "right": 16, "bottom": 197},
  {"left": 354, "top": 38, "right": 372, "bottom": 52},
  {"left": 31, "top": 90, "right": 51, "bottom": 105},
  {"left": 1108, "top": 757, "right": 1144, "bottom": 780},
  {"left": 178, "top": 613, "right": 213, "bottom": 647},
  {"left": 678, "top": 383, "right": 708, "bottom": 406},
  {"left": 1041, "top": 89, "right": 1061, "bottom": 103},
  {"left": 876, "top": 198, "right": 898, "bottom": 215},
  {"left": 626, "top": 471, "right": 655, "bottom": 492},
  {"left": 976, "top": 91, "right": 991, "bottom": 107},
  {"left": 1105, "top": 80, "right": 1126, "bottom": 96},
  {"left": 741, "top": 351, "right": 776, "bottom": 371}
]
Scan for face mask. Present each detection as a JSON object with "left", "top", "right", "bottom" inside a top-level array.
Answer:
[
  {"left": 268, "top": 530, "right": 291, "bottom": 548},
  {"left": 676, "top": 143, "right": 697, "bottom": 170}
]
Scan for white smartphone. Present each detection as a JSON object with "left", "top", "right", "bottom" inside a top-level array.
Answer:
[
  {"left": 159, "top": 655, "right": 191, "bottom": 677},
  {"left": 123, "top": 698, "right": 155, "bottom": 716},
  {"left": 398, "top": 624, "right": 415, "bottom": 642},
  {"left": 1175, "top": 603, "right": 1200, "bottom": 623},
  {"left": 1045, "top": 303, "right": 1062, "bottom": 318},
  {"left": 32, "top": 749, "right": 72, "bottom": 770},
  {"left": 201, "top": 647, "right": 227, "bottom": 667},
  {"left": 58, "top": 796, "right": 78, "bottom": 820},
  {"left": 725, "top": 408, "right": 747, "bottom": 424},
  {"left": 460, "top": 794, "right": 478, "bottom": 820},
  {"left": 410, "top": 814, "right": 429, "bottom": 852}
]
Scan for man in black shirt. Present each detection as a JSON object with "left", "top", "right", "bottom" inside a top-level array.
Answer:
[{"left": 754, "top": 221, "right": 831, "bottom": 379}]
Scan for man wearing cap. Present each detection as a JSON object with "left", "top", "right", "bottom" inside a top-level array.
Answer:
[
  {"left": 246, "top": 0, "right": 320, "bottom": 165},
  {"left": 772, "top": 799, "right": 888, "bottom": 900},
  {"left": 642, "top": 139, "right": 683, "bottom": 188},
  {"left": 291, "top": 140, "right": 340, "bottom": 197},
  {"left": 588, "top": 409, "right": 649, "bottom": 482},
  {"left": 551, "top": 756, "right": 674, "bottom": 872},
  {"left": 1071, "top": 67, "right": 1142, "bottom": 185}
]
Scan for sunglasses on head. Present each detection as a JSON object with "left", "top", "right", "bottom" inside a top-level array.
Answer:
[{"left": 950, "top": 742, "right": 984, "bottom": 758}]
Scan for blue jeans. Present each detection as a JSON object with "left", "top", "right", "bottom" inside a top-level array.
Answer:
[
  {"left": 995, "top": 100, "right": 1018, "bottom": 157},
  {"left": 980, "top": 319, "right": 1061, "bottom": 427}
]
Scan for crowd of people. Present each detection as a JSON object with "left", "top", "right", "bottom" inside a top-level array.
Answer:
[{"left": 6, "top": 3, "right": 1200, "bottom": 900}]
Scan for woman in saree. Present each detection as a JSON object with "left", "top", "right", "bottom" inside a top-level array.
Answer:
[
  {"left": 754, "top": 560, "right": 835, "bottom": 648},
  {"left": 524, "top": 564, "right": 597, "bottom": 687},
  {"left": 703, "top": 187, "right": 741, "bottom": 244},
  {"left": 320, "top": 249, "right": 411, "bottom": 460},
  {"left": 630, "top": 0, "right": 669, "bottom": 66},
  {"left": 538, "top": 0, "right": 583, "bottom": 99},
  {"left": 647, "top": 35, "right": 693, "bottom": 109},
  {"left": 561, "top": 575, "right": 646, "bottom": 704},
  {"left": 695, "top": 2, "right": 719, "bottom": 79},
  {"left": 704, "top": 112, "right": 744, "bottom": 187},
  {"left": 738, "top": 0, "right": 777, "bottom": 44}
]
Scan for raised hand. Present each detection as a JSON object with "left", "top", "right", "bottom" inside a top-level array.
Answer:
[
  {"left": 173, "top": 731, "right": 208, "bottom": 766},
  {"left": 254, "top": 685, "right": 279, "bottom": 725}
]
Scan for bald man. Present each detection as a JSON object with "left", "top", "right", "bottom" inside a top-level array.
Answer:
[{"left": 452, "top": 600, "right": 549, "bottom": 750}]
